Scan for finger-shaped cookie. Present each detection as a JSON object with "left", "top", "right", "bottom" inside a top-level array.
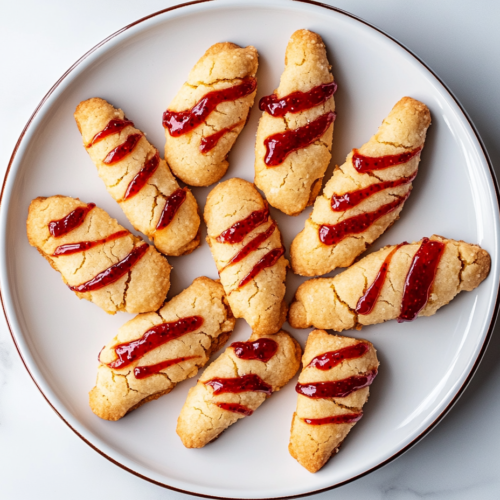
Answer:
[
  {"left": 291, "top": 97, "right": 431, "bottom": 276},
  {"left": 27, "top": 195, "right": 171, "bottom": 314},
  {"left": 177, "top": 330, "right": 301, "bottom": 448},
  {"left": 74, "top": 98, "right": 200, "bottom": 256},
  {"left": 255, "top": 29, "right": 336, "bottom": 216},
  {"left": 289, "top": 329, "right": 379, "bottom": 473},
  {"left": 163, "top": 42, "right": 259, "bottom": 186},
  {"left": 204, "top": 178, "right": 288, "bottom": 335},
  {"left": 289, "top": 236, "right": 490, "bottom": 331},
  {"left": 90, "top": 277, "right": 235, "bottom": 421}
]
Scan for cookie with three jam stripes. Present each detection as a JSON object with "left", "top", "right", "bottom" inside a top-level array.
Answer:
[
  {"left": 74, "top": 97, "right": 201, "bottom": 257},
  {"left": 26, "top": 195, "right": 171, "bottom": 314},
  {"left": 289, "top": 235, "right": 491, "bottom": 331},
  {"left": 289, "top": 329, "right": 379, "bottom": 473},
  {"left": 90, "top": 277, "right": 235, "bottom": 421},
  {"left": 291, "top": 96, "right": 431, "bottom": 276},
  {"left": 255, "top": 29, "right": 336, "bottom": 216}
]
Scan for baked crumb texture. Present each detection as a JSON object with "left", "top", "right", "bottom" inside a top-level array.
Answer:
[
  {"left": 255, "top": 29, "right": 335, "bottom": 216},
  {"left": 165, "top": 42, "right": 259, "bottom": 187},
  {"left": 204, "top": 178, "right": 289, "bottom": 335},
  {"left": 89, "top": 277, "right": 235, "bottom": 421},
  {"left": 26, "top": 195, "right": 171, "bottom": 314},
  {"left": 289, "top": 235, "right": 491, "bottom": 331},
  {"left": 290, "top": 97, "right": 431, "bottom": 276},
  {"left": 74, "top": 98, "right": 201, "bottom": 257},
  {"left": 289, "top": 330, "right": 379, "bottom": 473},
  {"left": 177, "top": 330, "right": 301, "bottom": 448}
]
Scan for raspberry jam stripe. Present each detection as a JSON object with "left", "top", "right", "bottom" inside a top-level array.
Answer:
[
  {"left": 205, "top": 373, "right": 272, "bottom": 396},
  {"left": 200, "top": 121, "right": 243, "bottom": 154},
  {"left": 134, "top": 356, "right": 200, "bottom": 379},
  {"left": 48, "top": 203, "right": 95, "bottom": 238},
  {"left": 352, "top": 147, "right": 422, "bottom": 174},
  {"left": 303, "top": 413, "right": 363, "bottom": 425},
  {"left": 307, "top": 343, "right": 370, "bottom": 370},
  {"left": 238, "top": 247, "right": 284, "bottom": 288},
  {"left": 231, "top": 338, "right": 278, "bottom": 363},
  {"left": 215, "top": 402, "right": 254, "bottom": 416},
  {"left": 52, "top": 230, "right": 129, "bottom": 257},
  {"left": 123, "top": 151, "right": 160, "bottom": 200},
  {"left": 103, "top": 133, "right": 142, "bottom": 165},
  {"left": 216, "top": 206, "right": 269, "bottom": 244},
  {"left": 156, "top": 188, "right": 187, "bottom": 231},
  {"left": 87, "top": 119, "right": 134, "bottom": 147}
]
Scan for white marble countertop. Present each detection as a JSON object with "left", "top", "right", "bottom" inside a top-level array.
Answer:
[{"left": 1, "top": 1, "right": 499, "bottom": 498}]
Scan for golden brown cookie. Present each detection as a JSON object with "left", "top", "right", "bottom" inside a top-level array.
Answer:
[
  {"left": 74, "top": 98, "right": 200, "bottom": 257},
  {"left": 255, "top": 29, "right": 336, "bottom": 216},
  {"left": 163, "top": 42, "right": 259, "bottom": 186},
  {"left": 289, "top": 235, "right": 491, "bottom": 331},
  {"left": 89, "top": 277, "right": 235, "bottom": 421},
  {"left": 27, "top": 195, "right": 171, "bottom": 314},
  {"left": 291, "top": 97, "right": 431, "bottom": 276},
  {"left": 289, "top": 330, "right": 379, "bottom": 473},
  {"left": 177, "top": 330, "right": 301, "bottom": 448},
  {"left": 204, "top": 178, "right": 288, "bottom": 335}
]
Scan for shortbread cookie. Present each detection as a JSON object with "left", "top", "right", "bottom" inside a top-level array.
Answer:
[
  {"left": 27, "top": 195, "right": 171, "bottom": 314},
  {"left": 289, "top": 235, "right": 490, "bottom": 331},
  {"left": 289, "top": 330, "right": 379, "bottom": 473},
  {"left": 177, "top": 330, "right": 301, "bottom": 448},
  {"left": 74, "top": 98, "right": 200, "bottom": 256},
  {"left": 255, "top": 29, "right": 336, "bottom": 216},
  {"left": 291, "top": 97, "right": 431, "bottom": 276},
  {"left": 163, "top": 42, "right": 259, "bottom": 186},
  {"left": 89, "top": 277, "right": 235, "bottom": 421},
  {"left": 204, "top": 178, "right": 288, "bottom": 335}
]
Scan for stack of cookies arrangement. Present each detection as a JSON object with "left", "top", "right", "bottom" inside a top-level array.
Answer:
[{"left": 26, "top": 30, "right": 490, "bottom": 474}]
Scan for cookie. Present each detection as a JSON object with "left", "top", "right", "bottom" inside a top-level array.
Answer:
[
  {"left": 254, "top": 29, "right": 336, "bottom": 215},
  {"left": 89, "top": 277, "right": 235, "bottom": 421},
  {"left": 204, "top": 178, "right": 288, "bottom": 335},
  {"left": 74, "top": 98, "right": 201, "bottom": 257},
  {"left": 289, "top": 329, "right": 379, "bottom": 473},
  {"left": 163, "top": 42, "right": 259, "bottom": 186},
  {"left": 291, "top": 97, "right": 431, "bottom": 276},
  {"left": 176, "top": 330, "right": 301, "bottom": 448},
  {"left": 289, "top": 235, "right": 491, "bottom": 330},
  {"left": 27, "top": 195, "right": 171, "bottom": 314}
]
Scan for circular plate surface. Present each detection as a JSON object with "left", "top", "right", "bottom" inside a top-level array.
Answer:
[{"left": 1, "top": 0, "right": 498, "bottom": 498}]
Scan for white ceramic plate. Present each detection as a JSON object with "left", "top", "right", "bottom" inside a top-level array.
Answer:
[{"left": 1, "top": 1, "right": 499, "bottom": 498}]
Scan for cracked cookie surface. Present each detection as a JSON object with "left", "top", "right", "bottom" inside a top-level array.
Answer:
[
  {"left": 89, "top": 277, "right": 235, "bottom": 421},
  {"left": 289, "top": 329, "right": 379, "bottom": 473},
  {"left": 164, "top": 42, "right": 258, "bottom": 187},
  {"left": 27, "top": 195, "right": 171, "bottom": 314},
  {"left": 177, "top": 329, "right": 301, "bottom": 448},
  {"left": 254, "top": 29, "right": 335, "bottom": 216},
  {"left": 291, "top": 97, "right": 431, "bottom": 276},
  {"left": 204, "top": 178, "right": 288, "bottom": 335},
  {"left": 289, "top": 235, "right": 491, "bottom": 331},
  {"left": 74, "top": 98, "right": 201, "bottom": 257}
]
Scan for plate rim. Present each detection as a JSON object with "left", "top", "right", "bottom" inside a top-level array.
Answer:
[{"left": 1, "top": 0, "right": 499, "bottom": 498}]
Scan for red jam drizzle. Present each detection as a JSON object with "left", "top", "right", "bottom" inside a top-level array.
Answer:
[
  {"left": 307, "top": 343, "right": 370, "bottom": 370},
  {"left": 356, "top": 243, "right": 408, "bottom": 315},
  {"left": 331, "top": 171, "right": 417, "bottom": 211},
  {"left": 103, "top": 133, "right": 142, "bottom": 165},
  {"left": 134, "top": 356, "right": 200, "bottom": 379},
  {"left": 238, "top": 247, "right": 284, "bottom": 288},
  {"left": 303, "top": 413, "right": 363, "bottom": 425},
  {"left": 352, "top": 147, "right": 422, "bottom": 174},
  {"left": 205, "top": 373, "right": 272, "bottom": 396},
  {"left": 123, "top": 152, "right": 160, "bottom": 200},
  {"left": 264, "top": 111, "right": 336, "bottom": 166},
  {"left": 88, "top": 119, "right": 134, "bottom": 147},
  {"left": 296, "top": 369, "right": 378, "bottom": 399},
  {"left": 163, "top": 78, "right": 257, "bottom": 136},
  {"left": 52, "top": 230, "right": 129, "bottom": 257},
  {"left": 48, "top": 203, "right": 95, "bottom": 238},
  {"left": 69, "top": 243, "right": 148, "bottom": 293},
  {"left": 216, "top": 207, "right": 269, "bottom": 244},
  {"left": 222, "top": 224, "right": 275, "bottom": 271},
  {"left": 319, "top": 191, "right": 410, "bottom": 246},
  {"left": 259, "top": 81, "right": 337, "bottom": 117},
  {"left": 215, "top": 402, "right": 254, "bottom": 416},
  {"left": 231, "top": 338, "right": 278, "bottom": 363},
  {"left": 156, "top": 188, "right": 187, "bottom": 230},
  {"left": 398, "top": 238, "right": 445, "bottom": 322},
  {"left": 108, "top": 316, "right": 203, "bottom": 370},
  {"left": 200, "top": 122, "right": 242, "bottom": 154}
]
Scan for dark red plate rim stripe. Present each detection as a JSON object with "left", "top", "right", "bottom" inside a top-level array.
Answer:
[{"left": 0, "top": 1, "right": 498, "bottom": 499}]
